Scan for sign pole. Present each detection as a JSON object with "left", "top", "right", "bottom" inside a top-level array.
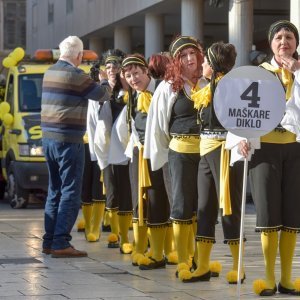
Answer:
[{"left": 237, "top": 156, "right": 248, "bottom": 298}]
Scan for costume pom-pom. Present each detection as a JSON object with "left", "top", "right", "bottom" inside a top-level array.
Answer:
[
  {"left": 294, "top": 278, "right": 300, "bottom": 292},
  {"left": 167, "top": 251, "right": 178, "bottom": 264},
  {"left": 138, "top": 255, "right": 151, "bottom": 265},
  {"left": 253, "top": 279, "right": 267, "bottom": 295},
  {"left": 76, "top": 218, "right": 85, "bottom": 230},
  {"left": 86, "top": 233, "right": 97, "bottom": 242},
  {"left": 210, "top": 261, "right": 222, "bottom": 274},
  {"left": 179, "top": 269, "right": 193, "bottom": 281},
  {"left": 107, "top": 233, "right": 118, "bottom": 243},
  {"left": 121, "top": 243, "right": 133, "bottom": 254},
  {"left": 177, "top": 262, "right": 190, "bottom": 273},
  {"left": 132, "top": 252, "right": 144, "bottom": 265},
  {"left": 226, "top": 270, "right": 238, "bottom": 283}
]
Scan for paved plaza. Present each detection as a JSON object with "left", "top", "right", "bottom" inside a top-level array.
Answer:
[{"left": 0, "top": 200, "right": 299, "bottom": 299}]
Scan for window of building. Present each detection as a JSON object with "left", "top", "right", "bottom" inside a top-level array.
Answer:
[
  {"left": 3, "top": 0, "right": 26, "bottom": 50},
  {"left": 66, "top": 0, "right": 73, "bottom": 14},
  {"left": 48, "top": 2, "right": 54, "bottom": 24}
]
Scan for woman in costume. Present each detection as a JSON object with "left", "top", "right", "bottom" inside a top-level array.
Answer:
[
  {"left": 94, "top": 49, "right": 134, "bottom": 253},
  {"left": 115, "top": 54, "right": 170, "bottom": 269},
  {"left": 144, "top": 36, "right": 207, "bottom": 280},
  {"left": 79, "top": 61, "right": 107, "bottom": 242},
  {"left": 240, "top": 20, "right": 300, "bottom": 297},
  {"left": 183, "top": 42, "right": 244, "bottom": 284}
]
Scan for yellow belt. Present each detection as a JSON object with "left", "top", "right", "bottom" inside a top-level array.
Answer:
[
  {"left": 200, "top": 138, "right": 232, "bottom": 216},
  {"left": 137, "top": 145, "right": 152, "bottom": 225},
  {"left": 261, "top": 130, "right": 295, "bottom": 144},
  {"left": 169, "top": 135, "right": 200, "bottom": 153}
]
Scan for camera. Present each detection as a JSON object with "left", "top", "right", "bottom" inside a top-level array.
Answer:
[{"left": 89, "top": 61, "right": 101, "bottom": 82}]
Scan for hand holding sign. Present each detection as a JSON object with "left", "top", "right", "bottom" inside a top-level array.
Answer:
[{"left": 214, "top": 66, "right": 286, "bottom": 138}]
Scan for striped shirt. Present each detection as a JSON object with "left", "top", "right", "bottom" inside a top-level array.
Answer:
[{"left": 41, "top": 60, "right": 109, "bottom": 143}]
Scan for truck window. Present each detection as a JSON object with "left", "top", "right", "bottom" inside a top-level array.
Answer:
[{"left": 19, "top": 75, "right": 43, "bottom": 112}]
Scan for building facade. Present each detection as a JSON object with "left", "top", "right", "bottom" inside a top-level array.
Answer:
[
  {"left": 26, "top": 0, "right": 300, "bottom": 66},
  {"left": 0, "top": 0, "right": 26, "bottom": 52}
]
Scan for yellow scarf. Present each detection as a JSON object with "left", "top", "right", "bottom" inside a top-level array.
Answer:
[
  {"left": 123, "top": 91, "right": 129, "bottom": 104},
  {"left": 200, "top": 139, "right": 232, "bottom": 216},
  {"left": 186, "top": 79, "right": 201, "bottom": 97},
  {"left": 260, "top": 62, "right": 293, "bottom": 99},
  {"left": 138, "top": 145, "right": 152, "bottom": 225},
  {"left": 219, "top": 142, "right": 231, "bottom": 216},
  {"left": 137, "top": 91, "right": 152, "bottom": 113},
  {"left": 191, "top": 75, "right": 224, "bottom": 109}
]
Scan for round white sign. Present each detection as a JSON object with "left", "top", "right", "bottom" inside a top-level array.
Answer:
[{"left": 213, "top": 66, "right": 286, "bottom": 138}]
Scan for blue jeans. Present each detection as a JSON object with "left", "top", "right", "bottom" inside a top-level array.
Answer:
[{"left": 42, "top": 138, "right": 84, "bottom": 250}]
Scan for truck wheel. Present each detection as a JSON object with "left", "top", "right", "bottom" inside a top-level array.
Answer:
[{"left": 7, "top": 165, "right": 29, "bottom": 208}]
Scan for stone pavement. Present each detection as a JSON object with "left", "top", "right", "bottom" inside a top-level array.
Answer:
[{"left": 0, "top": 200, "right": 299, "bottom": 300}]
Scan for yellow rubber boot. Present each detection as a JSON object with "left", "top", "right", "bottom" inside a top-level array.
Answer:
[
  {"left": 118, "top": 213, "right": 133, "bottom": 254},
  {"left": 149, "top": 227, "right": 166, "bottom": 262},
  {"left": 132, "top": 222, "right": 148, "bottom": 265},
  {"left": 81, "top": 203, "right": 93, "bottom": 241},
  {"left": 164, "top": 224, "right": 178, "bottom": 265},
  {"left": 102, "top": 210, "right": 110, "bottom": 231},
  {"left": 76, "top": 217, "right": 85, "bottom": 232},
  {"left": 173, "top": 223, "right": 191, "bottom": 265},
  {"left": 226, "top": 242, "right": 245, "bottom": 284},
  {"left": 87, "top": 201, "right": 105, "bottom": 242},
  {"left": 139, "top": 226, "right": 167, "bottom": 270},
  {"left": 107, "top": 210, "right": 119, "bottom": 247},
  {"left": 279, "top": 230, "right": 297, "bottom": 290},
  {"left": 192, "top": 240, "right": 213, "bottom": 277},
  {"left": 189, "top": 216, "right": 197, "bottom": 266},
  {"left": 261, "top": 231, "right": 278, "bottom": 289}
]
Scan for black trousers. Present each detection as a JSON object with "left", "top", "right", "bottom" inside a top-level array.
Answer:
[
  {"left": 113, "top": 163, "right": 133, "bottom": 213},
  {"left": 249, "top": 142, "right": 300, "bottom": 231},
  {"left": 197, "top": 147, "right": 243, "bottom": 242},
  {"left": 168, "top": 149, "right": 199, "bottom": 222},
  {"left": 129, "top": 146, "right": 170, "bottom": 225},
  {"left": 103, "top": 163, "right": 132, "bottom": 213},
  {"left": 82, "top": 143, "right": 104, "bottom": 203}
]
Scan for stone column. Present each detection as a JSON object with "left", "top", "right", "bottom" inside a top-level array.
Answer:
[
  {"left": 181, "top": 0, "right": 204, "bottom": 41},
  {"left": 145, "top": 13, "right": 163, "bottom": 59},
  {"left": 290, "top": 0, "right": 300, "bottom": 53},
  {"left": 228, "top": 0, "right": 253, "bottom": 67},
  {"left": 114, "top": 26, "right": 131, "bottom": 54}
]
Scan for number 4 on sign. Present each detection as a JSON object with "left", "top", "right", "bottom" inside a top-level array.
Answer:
[{"left": 240, "top": 82, "right": 260, "bottom": 108}]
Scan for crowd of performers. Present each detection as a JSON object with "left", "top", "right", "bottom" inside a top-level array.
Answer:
[{"left": 76, "top": 20, "right": 300, "bottom": 296}]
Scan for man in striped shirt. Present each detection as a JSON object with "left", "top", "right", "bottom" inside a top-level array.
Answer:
[{"left": 41, "top": 36, "right": 110, "bottom": 258}]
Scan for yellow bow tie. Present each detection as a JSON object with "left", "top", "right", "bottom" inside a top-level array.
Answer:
[
  {"left": 137, "top": 90, "right": 152, "bottom": 113},
  {"left": 191, "top": 75, "right": 224, "bottom": 109},
  {"left": 261, "top": 62, "right": 293, "bottom": 99},
  {"left": 123, "top": 91, "right": 129, "bottom": 104}
]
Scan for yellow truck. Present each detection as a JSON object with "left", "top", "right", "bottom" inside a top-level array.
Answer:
[{"left": 0, "top": 48, "right": 98, "bottom": 208}]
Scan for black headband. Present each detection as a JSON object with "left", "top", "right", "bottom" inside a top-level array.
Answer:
[
  {"left": 105, "top": 55, "right": 122, "bottom": 65},
  {"left": 268, "top": 20, "right": 299, "bottom": 47},
  {"left": 207, "top": 47, "right": 222, "bottom": 72},
  {"left": 121, "top": 56, "right": 147, "bottom": 68},
  {"left": 169, "top": 36, "right": 199, "bottom": 57}
]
